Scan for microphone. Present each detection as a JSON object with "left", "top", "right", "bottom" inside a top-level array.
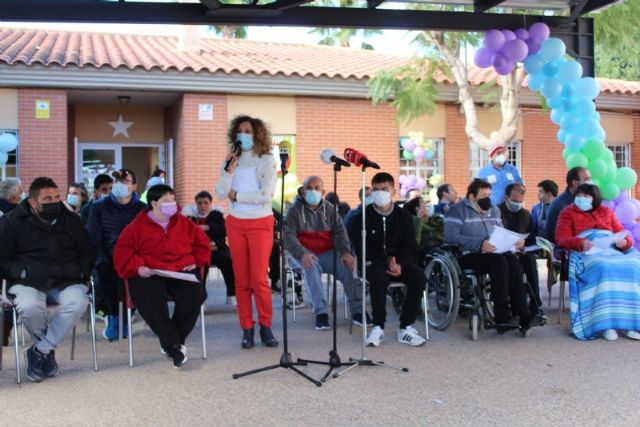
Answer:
[
  {"left": 224, "top": 140, "right": 242, "bottom": 172},
  {"left": 320, "top": 149, "right": 351, "bottom": 168},
  {"left": 343, "top": 148, "right": 380, "bottom": 169}
]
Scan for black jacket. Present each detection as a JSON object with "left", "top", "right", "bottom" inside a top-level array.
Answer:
[
  {"left": 498, "top": 203, "right": 536, "bottom": 246},
  {"left": 0, "top": 200, "right": 97, "bottom": 291},
  {"left": 347, "top": 204, "right": 418, "bottom": 268},
  {"left": 189, "top": 210, "right": 229, "bottom": 250},
  {"left": 0, "top": 198, "right": 18, "bottom": 215}
]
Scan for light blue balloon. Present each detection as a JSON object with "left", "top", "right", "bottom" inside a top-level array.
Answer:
[
  {"left": 523, "top": 54, "right": 544, "bottom": 75},
  {"left": 561, "top": 113, "right": 581, "bottom": 132},
  {"left": 574, "top": 77, "right": 600, "bottom": 100},
  {"left": 573, "top": 99, "right": 596, "bottom": 116},
  {"left": 559, "top": 60, "right": 583, "bottom": 82},
  {"left": 561, "top": 83, "right": 573, "bottom": 98},
  {"left": 540, "top": 38, "right": 566, "bottom": 61},
  {"left": 542, "top": 60, "right": 560, "bottom": 78},
  {"left": 528, "top": 73, "right": 545, "bottom": 92},
  {"left": 578, "top": 119, "right": 601, "bottom": 138},
  {"left": 557, "top": 128, "right": 568, "bottom": 144},
  {"left": 565, "top": 133, "right": 586, "bottom": 151},
  {"left": 541, "top": 78, "right": 563, "bottom": 99},
  {"left": 594, "top": 126, "right": 606, "bottom": 141},
  {"left": 550, "top": 109, "right": 564, "bottom": 125},
  {"left": 562, "top": 98, "right": 576, "bottom": 113},
  {"left": 547, "top": 96, "right": 564, "bottom": 110}
]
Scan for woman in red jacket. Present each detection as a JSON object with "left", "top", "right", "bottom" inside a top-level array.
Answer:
[
  {"left": 114, "top": 184, "right": 210, "bottom": 367},
  {"left": 556, "top": 184, "right": 640, "bottom": 341}
]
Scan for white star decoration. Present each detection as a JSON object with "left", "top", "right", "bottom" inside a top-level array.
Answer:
[{"left": 108, "top": 114, "right": 134, "bottom": 138}]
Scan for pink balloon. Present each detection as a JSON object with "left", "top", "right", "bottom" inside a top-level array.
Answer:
[
  {"left": 484, "top": 29, "right": 506, "bottom": 53},
  {"left": 413, "top": 146, "right": 425, "bottom": 160},
  {"left": 502, "top": 39, "right": 529, "bottom": 63},
  {"left": 615, "top": 201, "right": 638, "bottom": 225},
  {"left": 525, "top": 38, "right": 542, "bottom": 55},
  {"left": 515, "top": 28, "right": 529, "bottom": 40},
  {"left": 529, "top": 22, "right": 550, "bottom": 41},
  {"left": 474, "top": 47, "right": 493, "bottom": 68}
]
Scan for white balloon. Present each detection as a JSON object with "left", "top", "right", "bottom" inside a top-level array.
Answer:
[
  {"left": 0, "top": 133, "right": 18, "bottom": 152},
  {"left": 0, "top": 151, "right": 9, "bottom": 165}
]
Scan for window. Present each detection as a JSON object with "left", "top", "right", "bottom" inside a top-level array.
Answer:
[
  {"left": 469, "top": 140, "right": 521, "bottom": 180},
  {"left": 0, "top": 129, "right": 18, "bottom": 179},
  {"left": 399, "top": 137, "right": 444, "bottom": 195},
  {"left": 607, "top": 144, "right": 630, "bottom": 168}
]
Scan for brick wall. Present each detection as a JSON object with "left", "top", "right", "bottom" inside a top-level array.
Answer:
[
  {"left": 67, "top": 104, "right": 75, "bottom": 187},
  {"left": 295, "top": 97, "right": 399, "bottom": 207},
  {"left": 18, "top": 89, "right": 68, "bottom": 191},
  {"left": 633, "top": 113, "right": 640, "bottom": 199},
  {"left": 443, "top": 104, "right": 471, "bottom": 200}
]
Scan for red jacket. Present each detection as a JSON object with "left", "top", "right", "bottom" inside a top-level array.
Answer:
[
  {"left": 113, "top": 210, "right": 211, "bottom": 279},
  {"left": 555, "top": 204, "right": 632, "bottom": 252}
]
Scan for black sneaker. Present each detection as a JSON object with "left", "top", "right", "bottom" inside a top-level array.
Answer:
[
  {"left": 42, "top": 350, "right": 59, "bottom": 378},
  {"left": 259, "top": 325, "right": 279, "bottom": 347},
  {"left": 241, "top": 327, "right": 255, "bottom": 349},
  {"left": 352, "top": 312, "right": 373, "bottom": 327},
  {"left": 315, "top": 313, "right": 330, "bottom": 330},
  {"left": 25, "top": 345, "right": 47, "bottom": 382},
  {"left": 162, "top": 344, "right": 187, "bottom": 368},
  {"left": 286, "top": 294, "right": 305, "bottom": 309}
]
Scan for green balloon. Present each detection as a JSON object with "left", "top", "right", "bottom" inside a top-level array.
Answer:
[
  {"left": 402, "top": 150, "right": 414, "bottom": 160},
  {"left": 582, "top": 138, "right": 605, "bottom": 159},
  {"left": 602, "top": 148, "right": 614, "bottom": 163},
  {"left": 601, "top": 182, "right": 620, "bottom": 201},
  {"left": 616, "top": 167, "right": 638, "bottom": 190},
  {"left": 602, "top": 161, "right": 618, "bottom": 182},
  {"left": 588, "top": 158, "right": 607, "bottom": 179},
  {"left": 566, "top": 152, "right": 589, "bottom": 169},
  {"left": 562, "top": 148, "right": 578, "bottom": 160},
  {"left": 592, "top": 178, "right": 601, "bottom": 187}
]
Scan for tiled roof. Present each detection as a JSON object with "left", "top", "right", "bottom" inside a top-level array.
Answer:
[{"left": 1, "top": 27, "right": 639, "bottom": 96}]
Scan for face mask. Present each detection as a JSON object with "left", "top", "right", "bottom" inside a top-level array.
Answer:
[
  {"left": 372, "top": 191, "right": 391, "bottom": 207},
  {"left": 100, "top": 193, "right": 109, "bottom": 200},
  {"left": 21, "top": 192, "right": 27, "bottom": 201},
  {"left": 477, "top": 197, "right": 492, "bottom": 211},
  {"left": 159, "top": 202, "right": 178, "bottom": 218},
  {"left": 574, "top": 196, "right": 593, "bottom": 212},
  {"left": 364, "top": 196, "right": 374, "bottom": 206},
  {"left": 237, "top": 133, "right": 254, "bottom": 151},
  {"left": 304, "top": 190, "right": 322, "bottom": 206},
  {"left": 67, "top": 194, "right": 80, "bottom": 207},
  {"left": 584, "top": 179, "right": 593, "bottom": 185},
  {"left": 112, "top": 182, "right": 131, "bottom": 199},
  {"left": 506, "top": 199, "right": 523, "bottom": 212},
  {"left": 39, "top": 202, "right": 62, "bottom": 221},
  {"left": 493, "top": 154, "right": 507, "bottom": 166}
]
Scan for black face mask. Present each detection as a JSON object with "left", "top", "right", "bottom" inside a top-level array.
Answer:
[
  {"left": 39, "top": 202, "right": 62, "bottom": 221},
  {"left": 477, "top": 197, "right": 492, "bottom": 211}
]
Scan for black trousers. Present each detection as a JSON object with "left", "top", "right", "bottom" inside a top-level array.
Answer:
[
  {"left": 268, "top": 240, "right": 280, "bottom": 287},
  {"left": 458, "top": 252, "right": 531, "bottom": 324},
  {"left": 208, "top": 248, "right": 235, "bottom": 297},
  {"left": 129, "top": 275, "right": 207, "bottom": 348},
  {"left": 517, "top": 252, "right": 542, "bottom": 313},
  {"left": 366, "top": 261, "right": 426, "bottom": 329},
  {"left": 96, "top": 262, "right": 123, "bottom": 316}
]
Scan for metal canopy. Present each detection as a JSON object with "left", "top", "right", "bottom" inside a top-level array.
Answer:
[{"left": 0, "top": 0, "right": 620, "bottom": 77}]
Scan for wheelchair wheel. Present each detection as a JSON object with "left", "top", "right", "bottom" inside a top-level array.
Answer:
[
  {"left": 424, "top": 254, "right": 460, "bottom": 331},
  {"left": 478, "top": 277, "right": 495, "bottom": 323},
  {"left": 470, "top": 314, "right": 479, "bottom": 341}
]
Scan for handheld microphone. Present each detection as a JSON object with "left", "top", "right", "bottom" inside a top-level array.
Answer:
[
  {"left": 343, "top": 148, "right": 380, "bottom": 169},
  {"left": 320, "top": 149, "right": 351, "bottom": 168},
  {"left": 224, "top": 140, "right": 242, "bottom": 172}
]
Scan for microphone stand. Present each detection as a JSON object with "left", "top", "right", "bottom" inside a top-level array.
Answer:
[
  {"left": 333, "top": 163, "right": 408, "bottom": 378},
  {"left": 298, "top": 161, "right": 356, "bottom": 381},
  {"left": 232, "top": 154, "right": 321, "bottom": 387}
]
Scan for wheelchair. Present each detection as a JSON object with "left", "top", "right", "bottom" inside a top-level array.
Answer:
[{"left": 420, "top": 244, "right": 544, "bottom": 340}]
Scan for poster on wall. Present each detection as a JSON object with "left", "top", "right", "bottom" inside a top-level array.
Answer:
[
  {"left": 35, "top": 100, "right": 50, "bottom": 119},
  {"left": 199, "top": 104, "right": 213, "bottom": 121}
]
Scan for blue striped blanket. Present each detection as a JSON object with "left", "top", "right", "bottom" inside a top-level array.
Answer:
[{"left": 569, "top": 229, "right": 640, "bottom": 340}]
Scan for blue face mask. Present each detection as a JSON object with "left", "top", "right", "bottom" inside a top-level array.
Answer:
[
  {"left": 237, "top": 133, "right": 254, "bottom": 151},
  {"left": 364, "top": 196, "right": 374, "bottom": 206},
  {"left": 304, "top": 190, "right": 322, "bottom": 206},
  {"left": 100, "top": 193, "right": 109, "bottom": 199},
  {"left": 67, "top": 194, "right": 81, "bottom": 207},
  {"left": 574, "top": 196, "right": 593, "bottom": 211},
  {"left": 112, "top": 182, "right": 131, "bottom": 199},
  {"left": 21, "top": 191, "right": 27, "bottom": 201}
]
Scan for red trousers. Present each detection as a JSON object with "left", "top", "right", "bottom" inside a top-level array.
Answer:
[{"left": 226, "top": 215, "right": 274, "bottom": 329}]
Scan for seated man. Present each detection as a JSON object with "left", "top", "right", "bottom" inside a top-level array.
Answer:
[
  {"left": 347, "top": 172, "right": 427, "bottom": 347},
  {"left": 0, "top": 177, "right": 96, "bottom": 382},
  {"left": 545, "top": 167, "right": 591, "bottom": 243},
  {"left": 187, "top": 191, "right": 236, "bottom": 306},
  {"left": 531, "top": 179, "right": 558, "bottom": 238},
  {"left": 444, "top": 178, "right": 535, "bottom": 332},
  {"left": 343, "top": 186, "right": 372, "bottom": 231},
  {"left": 434, "top": 183, "right": 457, "bottom": 215},
  {"left": 284, "top": 176, "right": 364, "bottom": 330},
  {"left": 497, "top": 183, "right": 543, "bottom": 316},
  {"left": 80, "top": 174, "right": 113, "bottom": 225}
]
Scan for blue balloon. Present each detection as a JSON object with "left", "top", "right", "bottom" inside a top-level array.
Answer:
[
  {"left": 565, "top": 133, "right": 586, "bottom": 151},
  {"left": 574, "top": 77, "right": 600, "bottom": 100},
  {"left": 541, "top": 78, "right": 563, "bottom": 99},
  {"left": 540, "top": 38, "right": 566, "bottom": 61},
  {"left": 528, "top": 73, "right": 545, "bottom": 92},
  {"left": 578, "top": 119, "right": 601, "bottom": 138},
  {"left": 542, "top": 60, "right": 561, "bottom": 78},
  {"left": 561, "top": 114, "right": 581, "bottom": 132},
  {"left": 562, "top": 98, "right": 576, "bottom": 113},
  {"left": 561, "top": 83, "right": 573, "bottom": 98},
  {"left": 573, "top": 99, "right": 596, "bottom": 116},
  {"left": 559, "top": 60, "right": 583, "bottom": 82},
  {"left": 594, "top": 126, "right": 606, "bottom": 141},
  {"left": 550, "top": 108, "right": 564, "bottom": 125},
  {"left": 547, "top": 96, "right": 564, "bottom": 110},
  {"left": 557, "top": 128, "right": 568, "bottom": 144},
  {"left": 523, "top": 54, "right": 544, "bottom": 75}
]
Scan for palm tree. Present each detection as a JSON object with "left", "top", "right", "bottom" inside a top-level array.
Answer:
[{"left": 309, "top": 0, "right": 382, "bottom": 50}]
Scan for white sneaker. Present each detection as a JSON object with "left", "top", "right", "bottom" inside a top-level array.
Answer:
[
  {"left": 227, "top": 296, "right": 237, "bottom": 307},
  {"left": 623, "top": 330, "right": 640, "bottom": 340},
  {"left": 602, "top": 329, "right": 619, "bottom": 341},
  {"left": 397, "top": 325, "right": 426, "bottom": 347},
  {"left": 366, "top": 326, "right": 384, "bottom": 347}
]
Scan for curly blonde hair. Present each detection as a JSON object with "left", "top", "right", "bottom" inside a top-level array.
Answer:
[{"left": 227, "top": 115, "right": 272, "bottom": 156}]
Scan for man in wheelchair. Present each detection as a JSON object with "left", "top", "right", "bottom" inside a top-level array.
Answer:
[{"left": 444, "top": 178, "right": 543, "bottom": 334}]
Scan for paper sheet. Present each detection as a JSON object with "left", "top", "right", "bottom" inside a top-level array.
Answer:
[
  {"left": 488, "top": 226, "right": 528, "bottom": 253},
  {"left": 152, "top": 269, "right": 201, "bottom": 283},
  {"left": 524, "top": 245, "right": 542, "bottom": 253},
  {"left": 584, "top": 231, "right": 629, "bottom": 255},
  {"left": 231, "top": 166, "right": 260, "bottom": 212}
]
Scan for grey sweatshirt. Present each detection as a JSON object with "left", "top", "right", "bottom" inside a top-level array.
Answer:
[{"left": 444, "top": 199, "right": 502, "bottom": 252}]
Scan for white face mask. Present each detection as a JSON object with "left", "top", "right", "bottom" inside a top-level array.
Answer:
[
  {"left": 372, "top": 190, "right": 391, "bottom": 207},
  {"left": 494, "top": 154, "right": 507, "bottom": 166}
]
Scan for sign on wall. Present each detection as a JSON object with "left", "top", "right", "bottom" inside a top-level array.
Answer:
[
  {"left": 35, "top": 99, "right": 50, "bottom": 119},
  {"left": 199, "top": 104, "right": 213, "bottom": 121}
]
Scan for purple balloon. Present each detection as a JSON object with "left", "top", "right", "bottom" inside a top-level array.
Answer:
[
  {"left": 502, "top": 30, "right": 516, "bottom": 41},
  {"left": 491, "top": 52, "right": 508, "bottom": 69},
  {"left": 515, "top": 28, "right": 529, "bottom": 40},
  {"left": 484, "top": 29, "right": 506, "bottom": 53},
  {"left": 630, "top": 198, "right": 640, "bottom": 215},
  {"left": 495, "top": 60, "right": 515, "bottom": 76},
  {"left": 602, "top": 200, "right": 616, "bottom": 210},
  {"left": 525, "top": 38, "right": 542, "bottom": 55},
  {"left": 529, "top": 22, "right": 550, "bottom": 41},
  {"left": 413, "top": 146, "right": 425, "bottom": 160},
  {"left": 416, "top": 177, "right": 427, "bottom": 190},
  {"left": 404, "top": 139, "right": 416, "bottom": 151},
  {"left": 474, "top": 47, "right": 493, "bottom": 68},
  {"left": 406, "top": 175, "right": 418, "bottom": 187},
  {"left": 399, "top": 187, "right": 408, "bottom": 199},
  {"left": 633, "top": 223, "right": 640, "bottom": 241},
  {"left": 615, "top": 201, "right": 638, "bottom": 225},
  {"left": 615, "top": 191, "right": 630, "bottom": 205},
  {"left": 399, "top": 175, "right": 407, "bottom": 185},
  {"left": 502, "top": 39, "right": 528, "bottom": 63}
]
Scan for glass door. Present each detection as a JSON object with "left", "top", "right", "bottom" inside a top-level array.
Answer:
[{"left": 77, "top": 143, "right": 121, "bottom": 192}]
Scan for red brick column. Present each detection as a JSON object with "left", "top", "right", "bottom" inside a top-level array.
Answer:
[
  {"left": 18, "top": 89, "right": 68, "bottom": 191},
  {"left": 296, "top": 97, "right": 399, "bottom": 207},
  {"left": 443, "top": 104, "right": 471, "bottom": 198},
  {"left": 632, "top": 113, "right": 640, "bottom": 199}
]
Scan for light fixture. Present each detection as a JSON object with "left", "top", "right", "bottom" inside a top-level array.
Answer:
[{"left": 117, "top": 95, "right": 132, "bottom": 105}]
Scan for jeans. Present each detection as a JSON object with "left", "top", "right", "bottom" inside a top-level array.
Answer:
[
  {"left": 290, "top": 251, "right": 363, "bottom": 316},
  {"left": 9, "top": 284, "right": 89, "bottom": 354}
]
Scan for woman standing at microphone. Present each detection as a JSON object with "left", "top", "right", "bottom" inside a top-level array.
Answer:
[{"left": 215, "top": 115, "right": 279, "bottom": 349}]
